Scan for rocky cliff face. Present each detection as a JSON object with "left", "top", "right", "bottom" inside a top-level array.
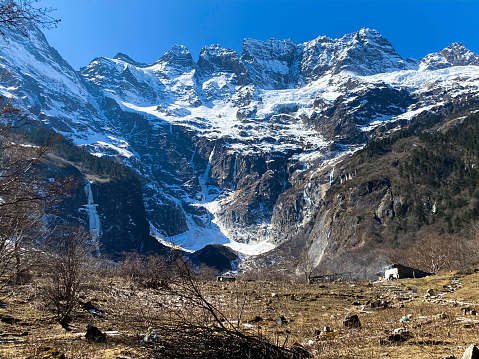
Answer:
[
  {"left": 420, "top": 42, "right": 479, "bottom": 71},
  {"left": 3, "top": 22, "right": 479, "bottom": 273},
  {"left": 40, "top": 151, "right": 166, "bottom": 257},
  {"left": 293, "top": 28, "right": 412, "bottom": 83}
]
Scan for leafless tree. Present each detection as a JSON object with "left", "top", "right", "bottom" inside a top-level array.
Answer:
[
  {"left": 0, "top": 0, "right": 63, "bottom": 292},
  {"left": 408, "top": 233, "right": 459, "bottom": 273},
  {"left": 0, "top": 0, "right": 60, "bottom": 36},
  {"left": 297, "top": 250, "right": 315, "bottom": 283},
  {"left": 0, "top": 105, "right": 73, "bottom": 291}
]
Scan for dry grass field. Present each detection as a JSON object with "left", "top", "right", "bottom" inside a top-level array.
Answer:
[{"left": 1, "top": 267, "right": 479, "bottom": 358}]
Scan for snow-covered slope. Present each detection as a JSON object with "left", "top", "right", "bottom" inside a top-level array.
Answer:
[{"left": 3, "top": 23, "right": 479, "bottom": 261}]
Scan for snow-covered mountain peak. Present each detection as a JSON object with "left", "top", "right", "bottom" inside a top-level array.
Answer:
[
  {"left": 420, "top": 42, "right": 479, "bottom": 71},
  {"left": 294, "top": 28, "right": 411, "bottom": 84},
  {"left": 199, "top": 44, "right": 239, "bottom": 59},
  {"left": 155, "top": 44, "right": 196, "bottom": 70},
  {"left": 242, "top": 37, "right": 296, "bottom": 59},
  {"left": 357, "top": 27, "right": 381, "bottom": 38},
  {"left": 113, "top": 52, "right": 146, "bottom": 67},
  {"left": 334, "top": 28, "right": 409, "bottom": 74},
  {"left": 197, "top": 44, "right": 246, "bottom": 78},
  {"left": 440, "top": 42, "right": 479, "bottom": 66},
  {"left": 0, "top": 21, "right": 110, "bottom": 142}
]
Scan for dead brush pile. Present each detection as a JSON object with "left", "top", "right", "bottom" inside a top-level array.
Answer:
[{"left": 150, "top": 323, "right": 308, "bottom": 359}]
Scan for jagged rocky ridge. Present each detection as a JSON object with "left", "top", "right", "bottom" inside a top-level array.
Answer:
[{"left": 2, "top": 23, "right": 479, "bottom": 275}]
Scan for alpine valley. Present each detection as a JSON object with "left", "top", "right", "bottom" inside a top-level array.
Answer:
[{"left": 3, "top": 23, "right": 479, "bottom": 278}]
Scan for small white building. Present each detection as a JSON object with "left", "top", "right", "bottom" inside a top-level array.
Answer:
[
  {"left": 381, "top": 264, "right": 432, "bottom": 280},
  {"left": 384, "top": 266, "right": 400, "bottom": 280}
]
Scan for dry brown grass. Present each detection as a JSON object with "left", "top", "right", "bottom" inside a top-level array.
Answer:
[{"left": 2, "top": 269, "right": 479, "bottom": 358}]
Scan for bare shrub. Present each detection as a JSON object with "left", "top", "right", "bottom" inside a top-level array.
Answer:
[
  {"left": 41, "top": 226, "right": 93, "bottom": 327},
  {"left": 194, "top": 263, "right": 220, "bottom": 281},
  {"left": 237, "top": 267, "right": 296, "bottom": 283},
  {"left": 118, "top": 251, "right": 171, "bottom": 289},
  {"left": 155, "top": 255, "right": 309, "bottom": 359},
  {"left": 406, "top": 232, "right": 465, "bottom": 273}
]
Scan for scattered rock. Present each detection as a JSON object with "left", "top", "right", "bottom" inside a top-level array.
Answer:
[
  {"left": 399, "top": 315, "right": 411, "bottom": 323},
  {"left": 85, "top": 324, "right": 106, "bottom": 343},
  {"left": 27, "top": 346, "right": 65, "bottom": 359},
  {"left": 322, "top": 325, "right": 332, "bottom": 333},
  {"left": 343, "top": 314, "right": 361, "bottom": 328},
  {"left": 434, "top": 312, "right": 447, "bottom": 320},
  {"left": 426, "top": 288, "right": 435, "bottom": 296},
  {"left": 461, "top": 344, "right": 479, "bottom": 359},
  {"left": 246, "top": 315, "right": 263, "bottom": 323},
  {"left": 291, "top": 343, "right": 312, "bottom": 358},
  {"left": 58, "top": 313, "right": 73, "bottom": 328},
  {"left": 461, "top": 307, "right": 477, "bottom": 316},
  {"left": 276, "top": 316, "right": 288, "bottom": 325},
  {"left": 369, "top": 299, "right": 389, "bottom": 309},
  {"left": 383, "top": 328, "right": 413, "bottom": 343},
  {"left": 0, "top": 315, "right": 21, "bottom": 325}
]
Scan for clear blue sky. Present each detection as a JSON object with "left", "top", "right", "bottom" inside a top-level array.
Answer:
[{"left": 39, "top": 0, "right": 479, "bottom": 70}]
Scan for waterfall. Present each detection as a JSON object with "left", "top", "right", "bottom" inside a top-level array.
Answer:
[
  {"left": 203, "top": 146, "right": 215, "bottom": 187},
  {"left": 84, "top": 181, "right": 101, "bottom": 256},
  {"left": 329, "top": 166, "right": 335, "bottom": 186},
  {"left": 232, "top": 155, "right": 237, "bottom": 190}
]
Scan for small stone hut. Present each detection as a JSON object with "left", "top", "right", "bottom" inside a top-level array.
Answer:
[{"left": 382, "top": 264, "right": 432, "bottom": 280}]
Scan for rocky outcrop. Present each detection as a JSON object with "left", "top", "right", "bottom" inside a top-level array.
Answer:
[
  {"left": 94, "top": 178, "right": 166, "bottom": 255},
  {"left": 420, "top": 42, "right": 479, "bottom": 71},
  {"left": 241, "top": 38, "right": 296, "bottom": 89},
  {"left": 189, "top": 244, "right": 240, "bottom": 272},
  {"left": 155, "top": 44, "right": 196, "bottom": 71},
  {"left": 294, "top": 28, "right": 411, "bottom": 83},
  {"left": 197, "top": 45, "right": 249, "bottom": 87},
  {"left": 41, "top": 151, "right": 167, "bottom": 258},
  {"left": 307, "top": 82, "right": 416, "bottom": 143}
]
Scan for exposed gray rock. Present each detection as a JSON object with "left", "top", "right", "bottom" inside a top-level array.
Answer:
[
  {"left": 241, "top": 38, "right": 296, "bottom": 89},
  {"left": 85, "top": 324, "right": 106, "bottom": 343},
  {"left": 461, "top": 344, "right": 479, "bottom": 359},
  {"left": 343, "top": 314, "right": 361, "bottom": 328}
]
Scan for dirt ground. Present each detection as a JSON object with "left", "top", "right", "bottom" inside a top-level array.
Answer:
[{"left": 1, "top": 268, "right": 479, "bottom": 358}]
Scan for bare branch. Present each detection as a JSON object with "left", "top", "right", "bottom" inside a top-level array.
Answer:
[{"left": 0, "top": 0, "right": 60, "bottom": 37}]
